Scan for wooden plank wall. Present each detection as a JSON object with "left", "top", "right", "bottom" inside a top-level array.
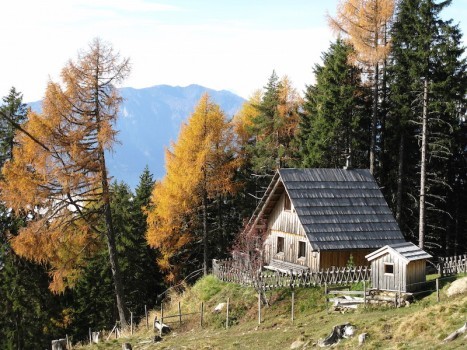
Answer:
[
  {"left": 406, "top": 260, "right": 426, "bottom": 292},
  {"left": 268, "top": 193, "right": 305, "bottom": 236},
  {"left": 320, "top": 250, "right": 371, "bottom": 270},
  {"left": 264, "top": 192, "right": 319, "bottom": 270},
  {"left": 370, "top": 253, "right": 406, "bottom": 292}
]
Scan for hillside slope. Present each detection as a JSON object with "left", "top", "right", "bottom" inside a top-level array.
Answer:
[{"left": 79, "top": 275, "right": 467, "bottom": 349}]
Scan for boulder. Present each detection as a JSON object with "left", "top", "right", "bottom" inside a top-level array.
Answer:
[
  {"left": 446, "top": 277, "right": 467, "bottom": 297},
  {"left": 290, "top": 339, "right": 305, "bottom": 349},
  {"left": 358, "top": 333, "right": 368, "bottom": 346},
  {"left": 213, "top": 302, "right": 226, "bottom": 313}
]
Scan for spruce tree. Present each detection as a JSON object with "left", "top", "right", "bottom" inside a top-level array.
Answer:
[
  {"left": 387, "top": 0, "right": 467, "bottom": 251},
  {"left": 298, "top": 40, "right": 370, "bottom": 169}
]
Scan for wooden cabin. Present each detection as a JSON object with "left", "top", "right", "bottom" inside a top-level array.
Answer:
[
  {"left": 246, "top": 168, "right": 406, "bottom": 273},
  {"left": 365, "top": 242, "right": 432, "bottom": 292}
]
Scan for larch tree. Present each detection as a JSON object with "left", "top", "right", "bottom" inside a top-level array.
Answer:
[
  {"left": 147, "top": 94, "right": 239, "bottom": 281},
  {"left": 329, "top": 0, "right": 395, "bottom": 175},
  {"left": 0, "top": 38, "right": 131, "bottom": 326},
  {"left": 0, "top": 88, "right": 62, "bottom": 349}
]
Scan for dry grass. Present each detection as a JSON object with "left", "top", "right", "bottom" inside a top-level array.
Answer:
[{"left": 78, "top": 275, "right": 467, "bottom": 350}]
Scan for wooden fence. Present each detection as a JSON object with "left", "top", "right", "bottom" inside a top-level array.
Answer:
[
  {"left": 212, "top": 259, "right": 371, "bottom": 290},
  {"left": 439, "top": 254, "right": 467, "bottom": 276}
]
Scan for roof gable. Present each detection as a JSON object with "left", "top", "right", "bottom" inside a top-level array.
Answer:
[
  {"left": 247, "top": 168, "right": 406, "bottom": 251},
  {"left": 366, "top": 242, "right": 432, "bottom": 263}
]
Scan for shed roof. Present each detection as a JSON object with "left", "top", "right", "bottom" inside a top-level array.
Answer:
[
  {"left": 247, "top": 168, "right": 406, "bottom": 251},
  {"left": 365, "top": 242, "right": 432, "bottom": 263}
]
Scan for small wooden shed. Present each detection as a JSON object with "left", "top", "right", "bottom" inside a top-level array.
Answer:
[{"left": 365, "top": 242, "right": 432, "bottom": 292}]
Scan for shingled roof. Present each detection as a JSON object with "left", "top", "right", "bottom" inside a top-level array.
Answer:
[
  {"left": 248, "top": 168, "right": 406, "bottom": 251},
  {"left": 366, "top": 242, "right": 432, "bottom": 262}
]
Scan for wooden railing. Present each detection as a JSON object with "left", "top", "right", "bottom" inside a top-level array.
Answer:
[
  {"left": 439, "top": 254, "right": 467, "bottom": 276},
  {"left": 212, "top": 259, "right": 371, "bottom": 290}
]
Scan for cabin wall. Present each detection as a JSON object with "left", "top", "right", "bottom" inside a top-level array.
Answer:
[
  {"left": 406, "top": 260, "right": 426, "bottom": 292},
  {"left": 265, "top": 230, "right": 319, "bottom": 270},
  {"left": 370, "top": 253, "right": 407, "bottom": 292},
  {"left": 267, "top": 193, "right": 305, "bottom": 235},
  {"left": 319, "top": 250, "right": 372, "bottom": 270}
]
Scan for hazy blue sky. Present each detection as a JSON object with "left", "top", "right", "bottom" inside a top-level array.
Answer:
[{"left": 1, "top": 0, "right": 466, "bottom": 101}]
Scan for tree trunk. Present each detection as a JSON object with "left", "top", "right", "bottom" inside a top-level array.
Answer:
[
  {"left": 100, "top": 148, "right": 128, "bottom": 327},
  {"left": 94, "top": 58, "right": 127, "bottom": 326},
  {"left": 370, "top": 63, "right": 379, "bottom": 175},
  {"left": 396, "top": 133, "right": 405, "bottom": 225},
  {"left": 419, "top": 79, "right": 428, "bottom": 249},
  {"left": 202, "top": 190, "right": 208, "bottom": 276}
]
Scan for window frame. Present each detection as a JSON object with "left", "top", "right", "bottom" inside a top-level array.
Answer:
[
  {"left": 298, "top": 241, "right": 306, "bottom": 259},
  {"left": 284, "top": 194, "right": 291, "bottom": 211},
  {"left": 277, "top": 236, "right": 285, "bottom": 254},
  {"left": 384, "top": 262, "right": 394, "bottom": 275}
]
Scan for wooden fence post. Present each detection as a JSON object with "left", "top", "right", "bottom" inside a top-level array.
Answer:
[
  {"left": 200, "top": 302, "right": 204, "bottom": 328},
  {"left": 160, "top": 303, "right": 164, "bottom": 338},
  {"left": 324, "top": 282, "right": 328, "bottom": 312},
  {"left": 258, "top": 292, "right": 261, "bottom": 324},
  {"left": 363, "top": 280, "right": 366, "bottom": 305},
  {"left": 178, "top": 302, "right": 182, "bottom": 326},
  {"left": 145, "top": 305, "right": 148, "bottom": 330},
  {"left": 66, "top": 334, "right": 70, "bottom": 349},
  {"left": 436, "top": 278, "right": 440, "bottom": 303},
  {"left": 130, "top": 311, "right": 133, "bottom": 335},
  {"left": 291, "top": 290, "right": 295, "bottom": 324},
  {"left": 226, "top": 298, "right": 230, "bottom": 329},
  {"left": 89, "top": 328, "right": 92, "bottom": 345}
]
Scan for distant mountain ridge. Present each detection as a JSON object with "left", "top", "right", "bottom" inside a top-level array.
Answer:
[{"left": 28, "top": 84, "right": 245, "bottom": 188}]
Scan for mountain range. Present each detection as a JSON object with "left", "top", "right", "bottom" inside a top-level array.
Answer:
[{"left": 28, "top": 84, "right": 245, "bottom": 189}]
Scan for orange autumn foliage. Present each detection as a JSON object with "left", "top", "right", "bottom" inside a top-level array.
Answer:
[
  {"left": 1, "top": 39, "right": 130, "bottom": 292},
  {"left": 146, "top": 94, "right": 239, "bottom": 282},
  {"left": 328, "top": 0, "right": 394, "bottom": 66}
]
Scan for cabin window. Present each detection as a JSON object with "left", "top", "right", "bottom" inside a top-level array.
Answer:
[
  {"left": 384, "top": 263, "right": 394, "bottom": 275},
  {"left": 298, "top": 241, "right": 306, "bottom": 258},
  {"left": 277, "top": 236, "right": 285, "bottom": 253},
  {"left": 284, "top": 194, "right": 291, "bottom": 211}
]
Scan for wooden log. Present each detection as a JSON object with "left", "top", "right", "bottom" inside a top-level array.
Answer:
[
  {"left": 327, "top": 291, "right": 365, "bottom": 295},
  {"left": 106, "top": 324, "right": 117, "bottom": 341},
  {"left": 443, "top": 322, "right": 467, "bottom": 343}
]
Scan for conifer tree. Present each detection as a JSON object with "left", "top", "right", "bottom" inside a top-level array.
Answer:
[
  {"left": 387, "top": 0, "right": 467, "bottom": 251},
  {"left": 0, "top": 38, "right": 131, "bottom": 325},
  {"left": 147, "top": 94, "right": 239, "bottom": 281},
  {"left": 329, "top": 0, "right": 395, "bottom": 175},
  {"left": 0, "top": 88, "right": 62, "bottom": 349},
  {"left": 0, "top": 87, "right": 27, "bottom": 165},
  {"left": 247, "top": 72, "right": 300, "bottom": 174},
  {"left": 298, "top": 40, "right": 370, "bottom": 168}
]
